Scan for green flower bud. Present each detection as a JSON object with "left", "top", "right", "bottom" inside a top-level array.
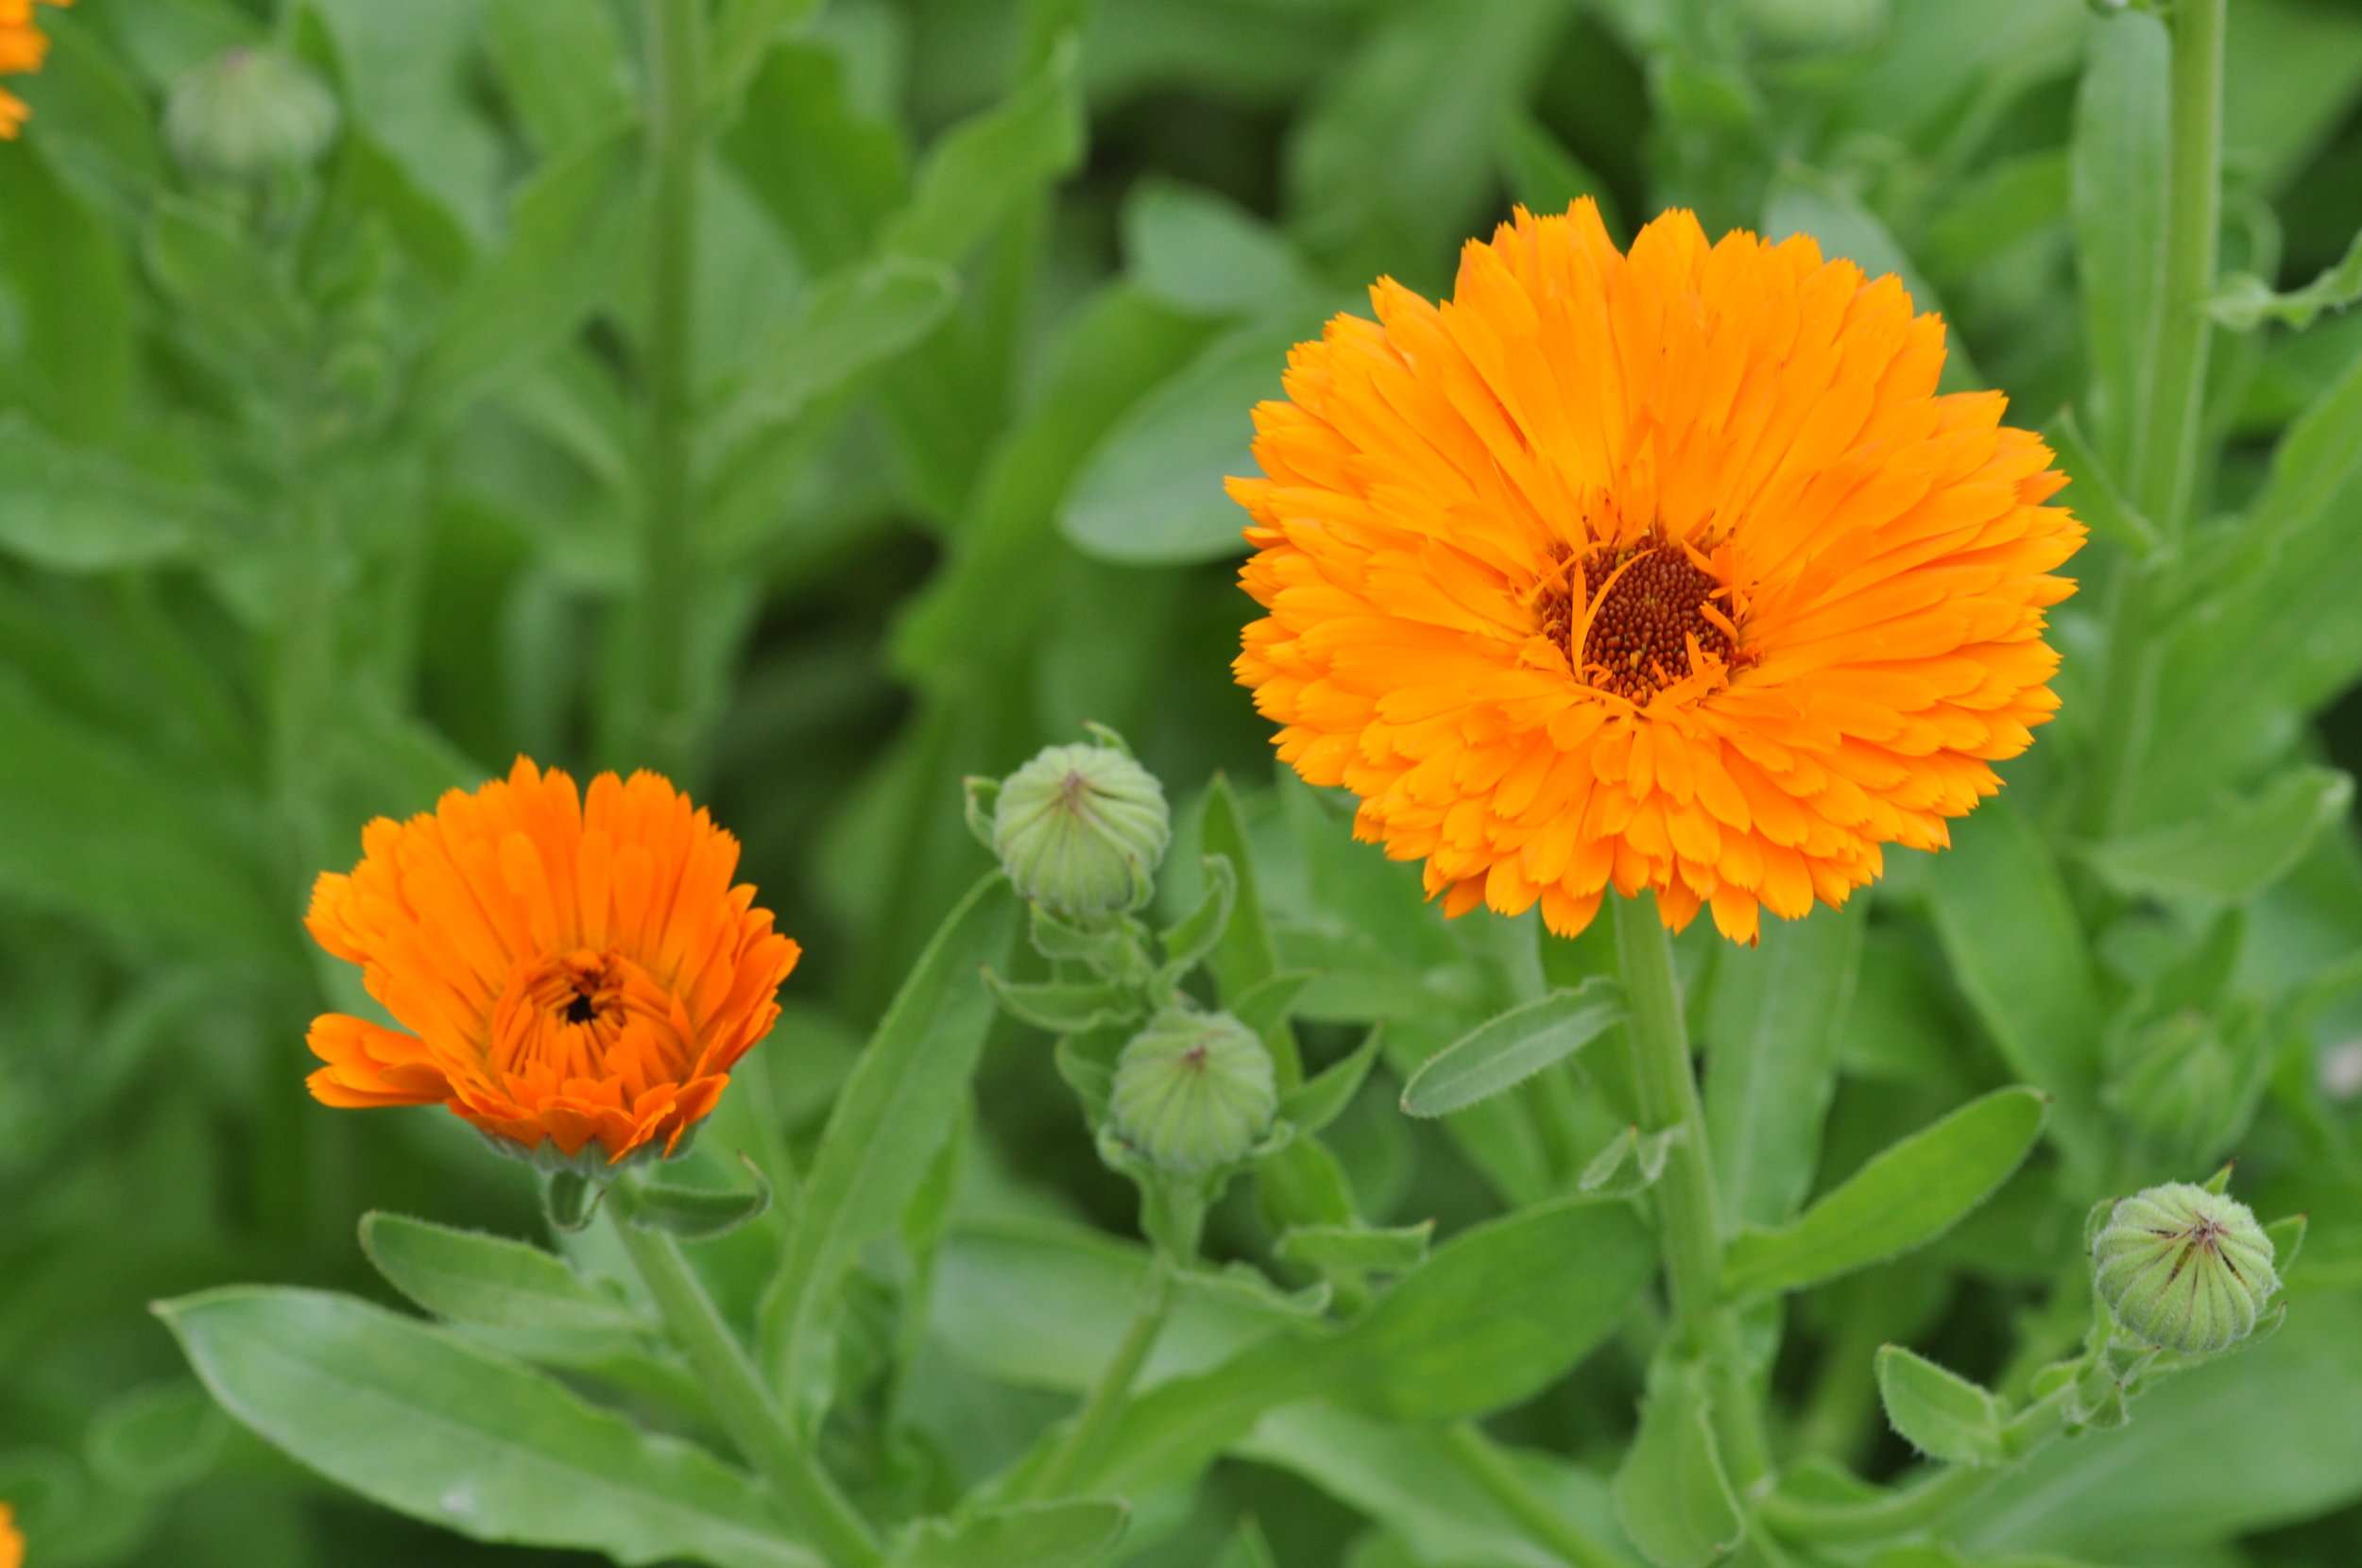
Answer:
[
  {"left": 1108, "top": 1009, "right": 1276, "bottom": 1174},
  {"left": 2092, "top": 1183, "right": 2279, "bottom": 1355},
  {"left": 976, "top": 727, "right": 1169, "bottom": 922},
  {"left": 166, "top": 47, "right": 340, "bottom": 180}
]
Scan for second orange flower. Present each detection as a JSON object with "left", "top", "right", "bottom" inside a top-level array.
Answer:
[{"left": 1232, "top": 202, "right": 2082, "bottom": 944}]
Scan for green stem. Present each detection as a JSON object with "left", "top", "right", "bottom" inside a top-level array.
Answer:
[
  {"left": 612, "top": 1211, "right": 881, "bottom": 1566},
  {"left": 2080, "top": 0, "right": 2225, "bottom": 839},
  {"left": 1612, "top": 893, "right": 1769, "bottom": 1491},
  {"left": 1445, "top": 1423, "right": 1640, "bottom": 1568},
  {"left": 1760, "top": 1388, "right": 2071, "bottom": 1546},
  {"left": 1025, "top": 1258, "right": 1173, "bottom": 1499},
  {"left": 625, "top": 0, "right": 707, "bottom": 778}
]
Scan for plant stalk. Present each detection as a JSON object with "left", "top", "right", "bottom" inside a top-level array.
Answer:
[
  {"left": 1445, "top": 1423, "right": 1640, "bottom": 1568},
  {"left": 1760, "top": 1387, "right": 2071, "bottom": 1545},
  {"left": 2080, "top": 0, "right": 2225, "bottom": 838},
  {"left": 626, "top": 0, "right": 707, "bottom": 778},
  {"left": 1024, "top": 1257, "right": 1174, "bottom": 1498},
  {"left": 1612, "top": 893, "right": 1770, "bottom": 1491},
  {"left": 612, "top": 1209, "right": 882, "bottom": 1566}
]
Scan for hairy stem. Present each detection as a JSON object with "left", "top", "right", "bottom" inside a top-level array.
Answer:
[
  {"left": 624, "top": 0, "right": 706, "bottom": 778},
  {"left": 2080, "top": 0, "right": 2226, "bottom": 838},
  {"left": 1445, "top": 1423, "right": 1640, "bottom": 1568},
  {"left": 1762, "top": 1386, "right": 2072, "bottom": 1546},
  {"left": 1612, "top": 894, "right": 1769, "bottom": 1490},
  {"left": 1025, "top": 1258, "right": 1173, "bottom": 1498},
  {"left": 613, "top": 1210, "right": 882, "bottom": 1566}
]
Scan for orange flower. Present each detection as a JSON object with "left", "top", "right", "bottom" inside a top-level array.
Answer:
[
  {"left": 1231, "top": 202, "right": 2081, "bottom": 944},
  {"left": 0, "top": 0, "right": 72, "bottom": 141},
  {"left": 304, "top": 759, "right": 800, "bottom": 1166},
  {"left": 1, "top": 1500, "right": 20, "bottom": 1568}
]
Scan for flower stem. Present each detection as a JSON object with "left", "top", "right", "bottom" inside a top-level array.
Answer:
[
  {"left": 612, "top": 1211, "right": 881, "bottom": 1566},
  {"left": 1444, "top": 1423, "right": 1640, "bottom": 1568},
  {"left": 1759, "top": 1385, "right": 2072, "bottom": 1546},
  {"left": 2080, "top": 0, "right": 2225, "bottom": 839},
  {"left": 624, "top": 0, "right": 706, "bottom": 778},
  {"left": 1612, "top": 893, "right": 1770, "bottom": 1491},
  {"left": 1023, "top": 1257, "right": 1173, "bottom": 1499}
]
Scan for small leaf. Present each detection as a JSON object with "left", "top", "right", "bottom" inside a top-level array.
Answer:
[
  {"left": 1027, "top": 904, "right": 1138, "bottom": 972},
  {"left": 2268, "top": 1213, "right": 2308, "bottom": 1275},
  {"left": 1580, "top": 1125, "right": 1681, "bottom": 1200},
  {"left": 1723, "top": 1087, "right": 2048, "bottom": 1300},
  {"left": 1123, "top": 178, "right": 1315, "bottom": 320},
  {"left": 2083, "top": 766, "right": 2354, "bottom": 903},
  {"left": 2044, "top": 405, "right": 2157, "bottom": 556},
  {"left": 626, "top": 1159, "right": 775, "bottom": 1241},
  {"left": 1275, "top": 1222, "right": 1433, "bottom": 1274},
  {"left": 710, "top": 0, "right": 824, "bottom": 108},
  {"left": 1159, "top": 855, "right": 1239, "bottom": 975},
  {"left": 159, "top": 1288, "right": 817, "bottom": 1567},
  {"left": 1174, "top": 1262, "right": 1333, "bottom": 1321},
  {"left": 85, "top": 1379, "right": 228, "bottom": 1497},
  {"left": 1278, "top": 1025, "right": 1382, "bottom": 1134},
  {"left": 361, "top": 1213, "right": 645, "bottom": 1333},
  {"left": 1400, "top": 979, "right": 1626, "bottom": 1117},
  {"left": 1615, "top": 1357, "right": 1742, "bottom": 1568},
  {"left": 881, "top": 37, "right": 1084, "bottom": 264},
  {"left": 2210, "top": 228, "right": 2362, "bottom": 332},
  {"left": 1876, "top": 1345, "right": 2009, "bottom": 1466},
  {"left": 544, "top": 1172, "right": 603, "bottom": 1235},
  {"left": 983, "top": 972, "right": 1143, "bottom": 1034},
  {"left": 1230, "top": 971, "right": 1317, "bottom": 1048},
  {"left": 890, "top": 1498, "right": 1129, "bottom": 1568}
]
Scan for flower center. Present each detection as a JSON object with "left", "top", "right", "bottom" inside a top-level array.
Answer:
[{"left": 1541, "top": 537, "right": 1737, "bottom": 702}]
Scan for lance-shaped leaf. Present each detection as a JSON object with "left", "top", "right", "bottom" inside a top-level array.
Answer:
[
  {"left": 2082, "top": 765, "right": 2353, "bottom": 903},
  {"left": 1877, "top": 1346, "right": 2009, "bottom": 1466},
  {"left": 360, "top": 1213, "right": 645, "bottom": 1334},
  {"left": 1278, "top": 1025, "right": 1383, "bottom": 1135},
  {"left": 625, "top": 1159, "right": 774, "bottom": 1241},
  {"left": 1722, "top": 1087, "right": 2049, "bottom": 1300},
  {"left": 2044, "top": 405, "right": 2157, "bottom": 556},
  {"left": 760, "top": 876, "right": 1016, "bottom": 1420},
  {"left": 983, "top": 973, "right": 1142, "bottom": 1034},
  {"left": 705, "top": 257, "right": 960, "bottom": 458},
  {"left": 1580, "top": 1125, "right": 1681, "bottom": 1200},
  {"left": 890, "top": 1499, "right": 1128, "bottom": 1567},
  {"left": 1400, "top": 980, "right": 1626, "bottom": 1117},
  {"left": 1275, "top": 1222, "right": 1433, "bottom": 1274},
  {"left": 1615, "top": 1356, "right": 1742, "bottom": 1568},
  {"left": 159, "top": 1288, "right": 818, "bottom": 1568},
  {"left": 881, "top": 36, "right": 1084, "bottom": 264},
  {"left": 2211, "top": 229, "right": 2362, "bottom": 332},
  {"left": 1159, "top": 855, "right": 1238, "bottom": 976}
]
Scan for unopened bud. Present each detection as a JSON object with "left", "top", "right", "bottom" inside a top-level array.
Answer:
[
  {"left": 2092, "top": 1183, "right": 2278, "bottom": 1355},
  {"left": 1108, "top": 1009, "right": 1275, "bottom": 1174},
  {"left": 973, "top": 727, "right": 1169, "bottom": 922},
  {"left": 166, "top": 47, "right": 339, "bottom": 179}
]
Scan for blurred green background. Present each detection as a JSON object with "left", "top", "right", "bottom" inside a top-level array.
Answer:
[{"left": 8, "top": 0, "right": 2362, "bottom": 1562}]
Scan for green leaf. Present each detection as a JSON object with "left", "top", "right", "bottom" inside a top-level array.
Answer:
[
  {"left": 85, "top": 1378, "right": 229, "bottom": 1497},
  {"left": 1277, "top": 1026, "right": 1382, "bottom": 1135},
  {"left": 1614, "top": 1357, "right": 1742, "bottom": 1568},
  {"left": 1060, "top": 311, "right": 1321, "bottom": 567},
  {"left": 2043, "top": 405, "right": 2157, "bottom": 557},
  {"left": 881, "top": 37, "right": 1084, "bottom": 264},
  {"left": 1703, "top": 900, "right": 1865, "bottom": 1228},
  {"left": 2071, "top": 7, "right": 2170, "bottom": 471},
  {"left": 1399, "top": 979, "right": 1627, "bottom": 1118},
  {"left": 1230, "top": 972, "right": 1318, "bottom": 1057},
  {"left": 485, "top": 0, "right": 631, "bottom": 158},
  {"left": 1123, "top": 178, "right": 1315, "bottom": 320},
  {"left": 0, "top": 416, "right": 208, "bottom": 571},
  {"left": 1174, "top": 1263, "right": 1332, "bottom": 1322},
  {"left": 1334, "top": 1195, "right": 1655, "bottom": 1423},
  {"left": 2268, "top": 1213, "right": 2308, "bottom": 1275},
  {"left": 360, "top": 1214, "right": 646, "bottom": 1334},
  {"left": 1201, "top": 774, "right": 1298, "bottom": 1082},
  {"left": 2084, "top": 766, "right": 2353, "bottom": 902},
  {"left": 1925, "top": 799, "right": 2108, "bottom": 1189},
  {"left": 626, "top": 1162, "right": 776, "bottom": 1241},
  {"left": 1275, "top": 1222, "right": 1433, "bottom": 1274},
  {"left": 2212, "top": 229, "right": 2362, "bottom": 332},
  {"left": 416, "top": 120, "right": 642, "bottom": 416},
  {"left": 1876, "top": 1345, "right": 2009, "bottom": 1466},
  {"left": 983, "top": 973, "right": 1141, "bottom": 1034},
  {"left": 1211, "top": 1519, "right": 1278, "bottom": 1568},
  {"left": 1579, "top": 1124, "right": 1680, "bottom": 1200},
  {"left": 760, "top": 875, "right": 1017, "bottom": 1423},
  {"left": 1159, "top": 854, "right": 1239, "bottom": 975},
  {"left": 1723, "top": 1088, "right": 2049, "bottom": 1299},
  {"left": 0, "top": 138, "right": 133, "bottom": 442},
  {"left": 159, "top": 1287, "right": 817, "bottom": 1567},
  {"left": 723, "top": 42, "right": 909, "bottom": 273},
  {"left": 890, "top": 1499, "right": 1128, "bottom": 1568},
  {"left": 0, "top": 670, "right": 278, "bottom": 955},
  {"left": 705, "top": 257, "right": 961, "bottom": 461},
  {"left": 711, "top": 0, "right": 825, "bottom": 109}
]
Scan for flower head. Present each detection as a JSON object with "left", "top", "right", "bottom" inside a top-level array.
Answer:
[
  {"left": 0, "top": 0, "right": 74, "bottom": 140},
  {"left": 0, "top": 1500, "right": 20, "bottom": 1568},
  {"left": 1108, "top": 1008, "right": 1277, "bottom": 1174},
  {"left": 304, "top": 759, "right": 800, "bottom": 1167},
  {"left": 166, "top": 46, "right": 340, "bottom": 178},
  {"left": 1232, "top": 202, "right": 2081, "bottom": 943},
  {"left": 976, "top": 728, "right": 1171, "bottom": 922},
  {"left": 2092, "top": 1182, "right": 2279, "bottom": 1356}
]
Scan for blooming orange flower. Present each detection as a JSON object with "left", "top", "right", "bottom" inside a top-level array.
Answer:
[
  {"left": 1232, "top": 202, "right": 2081, "bottom": 944},
  {"left": 0, "top": 0, "right": 72, "bottom": 140},
  {"left": 0, "top": 1500, "right": 20, "bottom": 1568},
  {"left": 304, "top": 759, "right": 800, "bottom": 1166}
]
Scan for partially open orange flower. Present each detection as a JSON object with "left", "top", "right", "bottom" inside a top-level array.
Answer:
[
  {"left": 0, "top": 0, "right": 73, "bottom": 140},
  {"left": 1232, "top": 202, "right": 2081, "bottom": 944},
  {"left": 304, "top": 759, "right": 800, "bottom": 1166}
]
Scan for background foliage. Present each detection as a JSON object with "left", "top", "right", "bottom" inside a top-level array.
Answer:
[{"left": 8, "top": 0, "right": 2362, "bottom": 1563}]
